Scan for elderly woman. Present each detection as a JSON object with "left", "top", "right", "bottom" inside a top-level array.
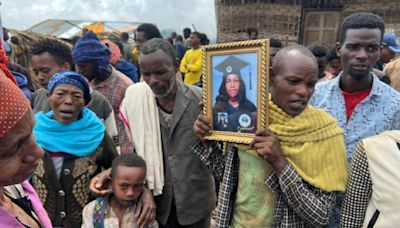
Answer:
[
  {"left": 0, "top": 69, "right": 51, "bottom": 227},
  {"left": 31, "top": 71, "right": 118, "bottom": 227},
  {"left": 193, "top": 45, "right": 348, "bottom": 227}
]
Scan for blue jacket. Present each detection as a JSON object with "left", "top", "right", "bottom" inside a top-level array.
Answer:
[
  {"left": 310, "top": 73, "right": 400, "bottom": 162},
  {"left": 12, "top": 71, "right": 32, "bottom": 102},
  {"left": 116, "top": 60, "right": 138, "bottom": 83}
]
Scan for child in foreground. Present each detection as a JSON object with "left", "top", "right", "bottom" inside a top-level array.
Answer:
[{"left": 82, "top": 153, "right": 158, "bottom": 228}]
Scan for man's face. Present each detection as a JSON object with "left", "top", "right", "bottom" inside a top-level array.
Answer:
[
  {"left": 271, "top": 54, "right": 318, "bottom": 116},
  {"left": 134, "top": 31, "right": 147, "bottom": 51},
  {"left": 380, "top": 47, "right": 395, "bottom": 64},
  {"left": 112, "top": 166, "right": 146, "bottom": 207},
  {"left": 140, "top": 49, "right": 177, "bottom": 98},
  {"left": 190, "top": 34, "right": 201, "bottom": 47},
  {"left": 76, "top": 62, "right": 95, "bottom": 81},
  {"left": 225, "top": 74, "right": 240, "bottom": 98},
  {"left": 337, "top": 28, "right": 381, "bottom": 80},
  {"left": 31, "top": 52, "right": 70, "bottom": 88}
]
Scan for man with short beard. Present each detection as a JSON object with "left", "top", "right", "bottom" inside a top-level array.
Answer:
[
  {"left": 90, "top": 38, "right": 216, "bottom": 228},
  {"left": 310, "top": 12, "right": 400, "bottom": 227}
]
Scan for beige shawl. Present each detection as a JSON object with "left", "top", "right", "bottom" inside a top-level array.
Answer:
[{"left": 120, "top": 82, "right": 164, "bottom": 196}]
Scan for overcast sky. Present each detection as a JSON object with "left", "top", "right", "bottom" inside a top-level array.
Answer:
[{"left": 1, "top": 0, "right": 217, "bottom": 39}]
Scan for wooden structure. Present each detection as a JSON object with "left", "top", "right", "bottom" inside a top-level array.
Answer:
[{"left": 215, "top": 0, "right": 400, "bottom": 47}]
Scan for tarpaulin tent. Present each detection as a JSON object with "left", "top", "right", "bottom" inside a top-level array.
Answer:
[{"left": 26, "top": 19, "right": 142, "bottom": 39}]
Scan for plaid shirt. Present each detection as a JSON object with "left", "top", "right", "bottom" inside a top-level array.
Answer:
[
  {"left": 340, "top": 141, "right": 372, "bottom": 228},
  {"left": 192, "top": 141, "right": 337, "bottom": 228},
  {"left": 92, "top": 67, "right": 133, "bottom": 153}
]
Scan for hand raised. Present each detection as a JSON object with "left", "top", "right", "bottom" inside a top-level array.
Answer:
[
  {"left": 250, "top": 128, "right": 288, "bottom": 174},
  {"left": 194, "top": 102, "right": 212, "bottom": 141}
]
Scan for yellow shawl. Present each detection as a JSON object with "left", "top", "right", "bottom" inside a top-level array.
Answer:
[{"left": 267, "top": 99, "right": 348, "bottom": 192}]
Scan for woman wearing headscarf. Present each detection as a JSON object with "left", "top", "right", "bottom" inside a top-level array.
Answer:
[
  {"left": 0, "top": 67, "right": 51, "bottom": 227},
  {"left": 31, "top": 71, "right": 118, "bottom": 227}
]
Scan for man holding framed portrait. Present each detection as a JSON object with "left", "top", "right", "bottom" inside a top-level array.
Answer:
[{"left": 192, "top": 44, "right": 348, "bottom": 227}]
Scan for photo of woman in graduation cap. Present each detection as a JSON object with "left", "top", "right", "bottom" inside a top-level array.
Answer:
[{"left": 213, "top": 55, "right": 257, "bottom": 133}]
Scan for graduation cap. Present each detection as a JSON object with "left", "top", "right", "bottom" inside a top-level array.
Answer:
[{"left": 214, "top": 55, "right": 253, "bottom": 90}]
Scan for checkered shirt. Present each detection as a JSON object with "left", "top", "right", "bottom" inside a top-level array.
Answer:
[
  {"left": 192, "top": 140, "right": 337, "bottom": 228},
  {"left": 340, "top": 141, "right": 372, "bottom": 228}
]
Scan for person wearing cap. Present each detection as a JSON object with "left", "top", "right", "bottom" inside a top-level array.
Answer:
[
  {"left": 193, "top": 45, "right": 348, "bottom": 227},
  {"left": 31, "top": 71, "right": 118, "bottom": 227},
  {"left": 215, "top": 112, "right": 228, "bottom": 131},
  {"left": 0, "top": 47, "right": 52, "bottom": 227},
  {"left": 213, "top": 55, "right": 257, "bottom": 132},
  {"left": 73, "top": 31, "right": 133, "bottom": 154},
  {"left": 375, "top": 32, "right": 400, "bottom": 71}
]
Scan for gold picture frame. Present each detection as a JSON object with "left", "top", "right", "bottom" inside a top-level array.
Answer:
[{"left": 202, "top": 39, "right": 269, "bottom": 144}]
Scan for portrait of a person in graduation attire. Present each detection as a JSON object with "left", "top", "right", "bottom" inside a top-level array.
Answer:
[
  {"left": 215, "top": 112, "right": 229, "bottom": 131},
  {"left": 212, "top": 54, "right": 257, "bottom": 133}
]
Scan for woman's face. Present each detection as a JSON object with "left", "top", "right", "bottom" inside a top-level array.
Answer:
[
  {"left": 0, "top": 110, "right": 44, "bottom": 186},
  {"left": 225, "top": 74, "right": 240, "bottom": 99},
  {"left": 47, "top": 84, "right": 85, "bottom": 124}
]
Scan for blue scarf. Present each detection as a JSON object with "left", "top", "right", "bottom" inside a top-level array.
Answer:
[{"left": 34, "top": 108, "right": 105, "bottom": 157}]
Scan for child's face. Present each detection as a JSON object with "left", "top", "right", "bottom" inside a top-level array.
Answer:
[{"left": 112, "top": 166, "right": 146, "bottom": 207}]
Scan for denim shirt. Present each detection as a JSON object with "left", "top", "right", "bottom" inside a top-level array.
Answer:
[{"left": 310, "top": 73, "right": 400, "bottom": 163}]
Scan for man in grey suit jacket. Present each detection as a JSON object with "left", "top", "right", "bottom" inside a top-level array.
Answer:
[{"left": 90, "top": 38, "right": 216, "bottom": 228}]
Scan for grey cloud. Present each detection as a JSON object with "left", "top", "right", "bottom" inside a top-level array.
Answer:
[{"left": 1, "top": 0, "right": 216, "bottom": 39}]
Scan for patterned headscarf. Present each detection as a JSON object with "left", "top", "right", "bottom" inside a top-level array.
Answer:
[
  {"left": 0, "top": 70, "right": 30, "bottom": 139},
  {"left": 72, "top": 31, "right": 111, "bottom": 75},
  {"left": 48, "top": 71, "right": 91, "bottom": 105},
  {"left": 101, "top": 39, "right": 121, "bottom": 66}
]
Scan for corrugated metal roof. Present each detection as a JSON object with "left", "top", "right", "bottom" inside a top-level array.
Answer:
[{"left": 26, "top": 19, "right": 142, "bottom": 39}]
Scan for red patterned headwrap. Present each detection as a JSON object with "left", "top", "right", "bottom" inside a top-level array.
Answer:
[
  {"left": 0, "top": 41, "right": 16, "bottom": 85},
  {"left": 0, "top": 70, "right": 30, "bottom": 139}
]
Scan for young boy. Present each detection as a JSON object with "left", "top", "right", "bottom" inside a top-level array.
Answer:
[{"left": 82, "top": 153, "right": 157, "bottom": 228}]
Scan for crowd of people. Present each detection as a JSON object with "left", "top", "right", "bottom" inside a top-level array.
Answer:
[{"left": 0, "top": 11, "right": 399, "bottom": 228}]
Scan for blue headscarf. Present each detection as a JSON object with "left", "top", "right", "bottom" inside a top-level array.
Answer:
[
  {"left": 72, "top": 31, "right": 111, "bottom": 75},
  {"left": 48, "top": 71, "right": 91, "bottom": 105}
]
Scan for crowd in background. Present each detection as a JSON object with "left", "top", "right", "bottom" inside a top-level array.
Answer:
[{"left": 0, "top": 11, "right": 400, "bottom": 228}]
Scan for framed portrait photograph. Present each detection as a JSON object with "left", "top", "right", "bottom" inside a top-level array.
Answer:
[{"left": 202, "top": 39, "right": 269, "bottom": 144}]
